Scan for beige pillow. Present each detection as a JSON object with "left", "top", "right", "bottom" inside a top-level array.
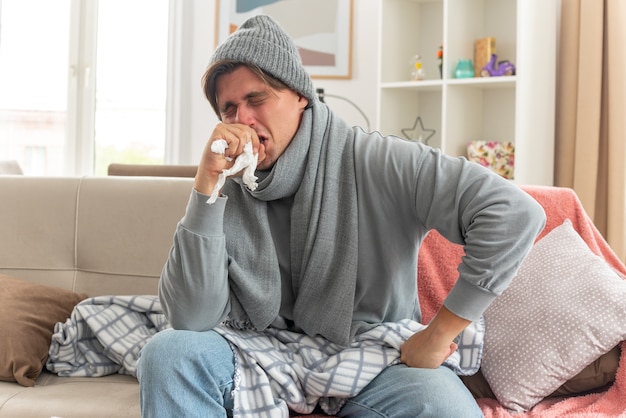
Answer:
[
  {"left": 462, "top": 345, "right": 620, "bottom": 399},
  {"left": 481, "top": 220, "right": 626, "bottom": 412},
  {"left": 0, "top": 274, "right": 86, "bottom": 387}
]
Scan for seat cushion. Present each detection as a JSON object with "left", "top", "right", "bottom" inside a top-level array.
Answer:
[{"left": 0, "top": 372, "right": 140, "bottom": 418}]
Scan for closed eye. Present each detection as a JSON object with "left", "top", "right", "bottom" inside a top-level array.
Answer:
[
  {"left": 219, "top": 90, "right": 270, "bottom": 119},
  {"left": 220, "top": 104, "right": 236, "bottom": 118},
  {"left": 247, "top": 91, "right": 270, "bottom": 106}
]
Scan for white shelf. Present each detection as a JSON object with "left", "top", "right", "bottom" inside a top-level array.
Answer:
[
  {"left": 381, "top": 77, "right": 516, "bottom": 90},
  {"left": 446, "top": 76, "right": 516, "bottom": 88},
  {"left": 375, "top": 0, "right": 557, "bottom": 185},
  {"left": 380, "top": 80, "right": 443, "bottom": 91}
]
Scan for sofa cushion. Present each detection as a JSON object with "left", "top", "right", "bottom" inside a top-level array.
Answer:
[
  {"left": 481, "top": 220, "right": 626, "bottom": 412},
  {"left": 0, "top": 274, "right": 86, "bottom": 387}
]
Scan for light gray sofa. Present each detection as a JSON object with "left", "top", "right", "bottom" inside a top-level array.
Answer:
[
  {"left": 1, "top": 175, "right": 623, "bottom": 418},
  {"left": 0, "top": 176, "right": 193, "bottom": 418}
]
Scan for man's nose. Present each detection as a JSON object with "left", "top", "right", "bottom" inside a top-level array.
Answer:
[{"left": 234, "top": 104, "right": 254, "bottom": 125}]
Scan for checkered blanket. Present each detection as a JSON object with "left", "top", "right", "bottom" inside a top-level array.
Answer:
[
  {"left": 216, "top": 318, "right": 484, "bottom": 417},
  {"left": 46, "top": 296, "right": 483, "bottom": 417},
  {"left": 46, "top": 295, "right": 169, "bottom": 377}
]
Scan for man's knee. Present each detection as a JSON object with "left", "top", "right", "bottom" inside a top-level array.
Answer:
[
  {"left": 138, "top": 329, "right": 235, "bottom": 416},
  {"left": 396, "top": 366, "right": 481, "bottom": 417},
  {"left": 138, "top": 329, "right": 234, "bottom": 379},
  {"left": 340, "top": 365, "right": 482, "bottom": 417}
]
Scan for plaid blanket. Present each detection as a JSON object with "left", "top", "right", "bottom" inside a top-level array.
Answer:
[
  {"left": 216, "top": 318, "right": 484, "bottom": 417},
  {"left": 46, "top": 295, "right": 169, "bottom": 377},
  {"left": 46, "top": 296, "right": 483, "bottom": 417}
]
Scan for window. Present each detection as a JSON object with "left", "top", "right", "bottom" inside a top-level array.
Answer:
[
  {"left": 0, "top": 0, "right": 169, "bottom": 175},
  {"left": 0, "top": 0, "right": 70, "bottom": 175},
  {"left": 93, "top": 0, "right": 168, "bottom": 175}
]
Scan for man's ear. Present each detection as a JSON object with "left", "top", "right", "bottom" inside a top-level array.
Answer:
[{"left": 298, "top": 94, "right": 309, "bottom": 109}]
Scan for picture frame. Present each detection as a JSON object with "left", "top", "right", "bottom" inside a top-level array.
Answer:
[{"left": 215, "top": 0, "right": 353, "bottom": 79}]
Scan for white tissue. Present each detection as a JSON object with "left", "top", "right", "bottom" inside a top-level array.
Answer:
[
  {"left": 207, "top": 141, "right": 258, "bottom": 204},
  {"left": 210, "top": 139, "right": 231, "bottom": 161}
]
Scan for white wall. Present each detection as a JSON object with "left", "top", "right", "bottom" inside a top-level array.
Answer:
[{"left": 175, "top": 0, "right": 381, "bottom": 165}]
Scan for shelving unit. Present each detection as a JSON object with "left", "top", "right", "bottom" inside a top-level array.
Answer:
[{"left": 375, "top": 0, "right": 557, "bottom": 185}]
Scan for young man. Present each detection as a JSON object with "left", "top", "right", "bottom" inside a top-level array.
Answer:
[{"left": 138, "top": 15, "right": 545, "bottom": 417}]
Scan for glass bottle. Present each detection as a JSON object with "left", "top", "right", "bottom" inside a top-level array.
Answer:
[{"left": 455, "top": 59, "right": 475, "bottom": 78}]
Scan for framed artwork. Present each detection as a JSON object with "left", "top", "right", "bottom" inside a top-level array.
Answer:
[{"left": 215, "top": 0, "right": 353, "bottom": 79}]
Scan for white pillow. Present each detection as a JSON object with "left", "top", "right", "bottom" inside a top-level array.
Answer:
[{"left": 481, "top": 219, "right": 626, "bottom": 413}]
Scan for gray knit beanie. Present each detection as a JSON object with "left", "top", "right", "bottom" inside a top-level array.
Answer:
[{"left": 210, "top": 15, "right": 316, "bottom": 103}]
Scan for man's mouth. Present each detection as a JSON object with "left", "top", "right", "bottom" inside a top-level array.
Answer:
[{"left": 259, "top": 136, "right": 268, "bottom": 146}]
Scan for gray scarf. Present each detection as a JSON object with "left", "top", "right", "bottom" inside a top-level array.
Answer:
[{"left": 221, "top": 103, "right": 358, "bottom": 346}]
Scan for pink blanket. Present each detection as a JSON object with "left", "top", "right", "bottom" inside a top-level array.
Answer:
[
  {"left": 418, "top": 185, "right": 626, "bottom": 417},
  {"left": 298, "top": 185, "right": 626, "bottom": 417}
]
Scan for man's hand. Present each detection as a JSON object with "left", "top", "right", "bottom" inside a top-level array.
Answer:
[
  {"left": 195, "top": 123, "right": 263, "bottom": 195},
  {"left": 400, "top": 305, "right": 470, "bottom": 368}
]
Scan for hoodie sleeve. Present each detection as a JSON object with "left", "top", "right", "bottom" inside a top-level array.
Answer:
[{"left": 158, "top": 189, "right": 232, "bottom": 330}]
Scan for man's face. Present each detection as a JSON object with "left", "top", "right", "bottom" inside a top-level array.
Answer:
[{"left": 215, "top": 66, "right": 309, "bottom": 171}]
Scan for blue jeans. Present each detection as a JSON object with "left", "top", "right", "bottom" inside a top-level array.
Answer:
[{"left": 137, "top": 329, "right": 483, "bottom": 418}]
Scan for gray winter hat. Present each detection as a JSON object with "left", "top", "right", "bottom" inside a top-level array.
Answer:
[{"left": 210, "top": 15, "right": 316, "bottom": 103}]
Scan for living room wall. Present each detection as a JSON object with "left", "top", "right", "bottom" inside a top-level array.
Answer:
[{"left": 176, "top": 0, "right": 380, "bottom": 164}]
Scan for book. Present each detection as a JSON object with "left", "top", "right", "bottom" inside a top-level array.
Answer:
[{"left": 474, "top": 37, "right": 496, "bottom": 77}]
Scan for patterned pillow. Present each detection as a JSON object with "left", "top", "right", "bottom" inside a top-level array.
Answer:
[
  {"left": 0, "top": 274, "right": 86, "bottom": 387},
  {"left": 481, "top": 220, "right": 626, "bottom": 412}
]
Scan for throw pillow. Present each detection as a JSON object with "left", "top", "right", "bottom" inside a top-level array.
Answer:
[
  {"left": 0, "top": 274, "right": 86, "bottom": 387},
  {"left": 481, "top": 220, "right": 626, "bottom": 413},
  {"left": 461, "top": 344, "right": 620, "bottom": 399}
]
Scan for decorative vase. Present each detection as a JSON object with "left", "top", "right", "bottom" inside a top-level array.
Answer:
[{"left": 455, "top": 59, "right": 474, "bottom": 78}]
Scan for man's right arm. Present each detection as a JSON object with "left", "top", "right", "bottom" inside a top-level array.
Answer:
[{"left": 158, "top": 189, "right": 231, "bottom": 331}]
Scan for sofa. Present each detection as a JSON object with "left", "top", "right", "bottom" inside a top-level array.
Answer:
[
  {"left": 0, "top": 176, "right": 192, "bottom": 418},
  {"left": 0, "top": 175, "right": 625, "bottom": 418}
]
